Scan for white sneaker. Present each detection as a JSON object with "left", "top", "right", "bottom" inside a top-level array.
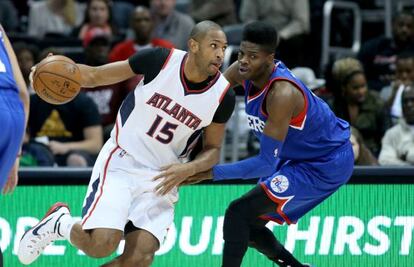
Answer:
[{"left": 18, "top": 202, "right": 70, "bottom": 265}]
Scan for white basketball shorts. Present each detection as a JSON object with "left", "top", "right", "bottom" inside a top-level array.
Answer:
[{"left": 81, "top": 139, "right": 178, "bottom": 244}]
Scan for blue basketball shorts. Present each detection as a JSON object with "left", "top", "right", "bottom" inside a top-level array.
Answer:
[
  {"left": 258, "top": 141, "right": 354, "bottom": 224},
  {"left": 0, "top": 89, "right": 25, "bottom": 190}
]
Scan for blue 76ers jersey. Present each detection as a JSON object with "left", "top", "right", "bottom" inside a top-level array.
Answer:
[
  {"left": 244, "top": 60, "right": 350, "bottom": 160},
  {"left": 0, "top": 31, "right": 18, "bottom": 92}
]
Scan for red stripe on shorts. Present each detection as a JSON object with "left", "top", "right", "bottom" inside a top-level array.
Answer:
[{"left": 82, "top": 145, "right": 119, "bottom": 226}]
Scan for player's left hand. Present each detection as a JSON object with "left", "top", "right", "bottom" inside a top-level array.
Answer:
[
  {"left": 3, "top": 158, "right": 19, "bottom": 194},
  {"left": 153, "top": 163, "right": 196, "bottom": 195},
  {"left": 29, "top": 53, "right": 54, "bottom": 89}
]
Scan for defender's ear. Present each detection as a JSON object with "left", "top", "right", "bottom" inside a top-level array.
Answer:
[{"left": 267, "top": 52, "right": 275, "bottom": 64}]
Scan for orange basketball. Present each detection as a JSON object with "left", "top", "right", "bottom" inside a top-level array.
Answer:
[{"left": 33, "top": 55, "right": 82, "bottom": 105}]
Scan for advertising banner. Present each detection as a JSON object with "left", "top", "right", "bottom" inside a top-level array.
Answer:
[{"left": 1, "top": 184, "right": 413, "bottom": 266}]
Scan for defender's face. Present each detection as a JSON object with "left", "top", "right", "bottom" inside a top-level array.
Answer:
[
  {"left": 237, "top": 41, "right": 273, "bottom": 81},
  {"left": 195, "top": 30, "right": 227, "bottom": 76}
]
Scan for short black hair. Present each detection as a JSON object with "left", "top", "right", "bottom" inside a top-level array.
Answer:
[
  {"left": 242, "top": 21, "right": 279, "bottom": 53},
  {"left": 190, "top": 20, "right": 222, "bottom": 41}
]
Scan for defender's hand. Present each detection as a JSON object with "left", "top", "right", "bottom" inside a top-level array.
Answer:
[{"left": 180, "top": 170, "right": 213, "bottom": 186}]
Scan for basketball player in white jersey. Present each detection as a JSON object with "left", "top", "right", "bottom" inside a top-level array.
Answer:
[{"left": 18, "top": 21, "right": 235, "bottom": 267}]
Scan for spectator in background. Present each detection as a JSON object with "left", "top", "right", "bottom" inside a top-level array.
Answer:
[
  {"left": 189, "top": 0, "right": 237, "bottom": 26},
  {"left": 28, "top": 0, "right": 82, "bottom": 38},
  {"left": 20, "top": 131, "right": 55, "bottom": 167},
  {"left": 330, "top": 57, "right": 389, "bottom": 156},
  {"left": 0, "top": 0, "right": 18, "bottom": 32},
  {"left": 29, "top": 91, "right": 103, "bottom": 167},
  {"left": 109, "top": 6, "right": 174, "bottom": 62},
  {"left": 239, "top": 0, "right": 310, "bottom": 67},
  {"left": 358, "top": 10, "right": 414, "bottom": 91},
  {"left": 73, "top": 0, "right": 116, "bottom": 47},
  {"left": 150, "top": 0, "right": 195, "bottom": 50},
  {"left": 350, "top": 126, "right": 378, "bottom": 165},
  {"left": 82, "top": 32, "right": 137, "bottom": 140},
  {"left": 291, "top": 66, "right": 329, "bottom": 100},
  {"left": 380, "top": 50, "right": 414, "bottom": 123},
  {"left": 13, "top": 42, "right": 39, "bottom": 94},
  {"left": 379, "top": 87, "right": 414, "bottom": 166}
]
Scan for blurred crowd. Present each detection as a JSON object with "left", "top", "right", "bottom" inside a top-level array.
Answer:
[{"left": 1, "top": 0, "right": 414, "bottom": 167}]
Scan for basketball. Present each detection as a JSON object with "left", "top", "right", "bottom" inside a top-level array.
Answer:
[{"left": 32, "top": 55, "right": 82, "bottom": 105}]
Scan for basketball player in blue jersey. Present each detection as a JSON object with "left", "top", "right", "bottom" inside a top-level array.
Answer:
[
  {"left": 161, "top": 21, "right": 354, "bottom": 267},
  {"left": 0, "top": 25, "right": 30, "bottom": 265},
  {"left": 18, "top": 21, "right": 235, "bottom": 267}
]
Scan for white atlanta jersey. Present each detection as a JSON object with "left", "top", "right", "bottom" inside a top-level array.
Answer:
[{"left": 111, "top": 49, "right": 230, "bottom": 169}]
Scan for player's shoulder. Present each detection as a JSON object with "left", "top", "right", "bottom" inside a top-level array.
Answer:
[
  {"left": 269, "top": 80, "right": 298, "bottom": 98},
  {"left": 133, "top": 47, "right": 173, "bottom": 59}
]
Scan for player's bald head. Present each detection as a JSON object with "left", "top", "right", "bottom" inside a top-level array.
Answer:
[{"left": 189, "top": 20, "right": 223, "bottom": 41}]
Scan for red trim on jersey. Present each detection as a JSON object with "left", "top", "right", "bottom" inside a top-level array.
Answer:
[
  {"left": 260, "top": 183, "right": 293, "bottom": 225},
  {"left": 247, "top": 65, "right": 277, "bottom": 102},
  {"left": 289, "top": 88, "right": 307, "bottom": 127},
  {"left": 115, "top": 118, "right": 120, "bottom": 145},
  {"left": 259, "top": 215, "right": 284, "bottom": 225},
  {"left": 259, "top": 78, "right": 308, "bottom": 127},
  {"left": 179, "top": 54, "right": 221, "bottom": 94},
  {"left": 161, "top": 48, "right": 174, "bottom": 70},
  {"left": 219, "top": 83, "right": 231, "bottom": 103},
  {"left": 82, "top": 145, "right": 120, "bottom": 226}
]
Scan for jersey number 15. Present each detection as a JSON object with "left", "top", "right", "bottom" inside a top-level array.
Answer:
[{"left": 146, "top": 115, "right": 178, "bottom": 144}]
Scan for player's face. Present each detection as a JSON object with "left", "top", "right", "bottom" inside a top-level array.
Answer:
[
  {"left": 402, "top": 89, "right": 414, "bottom": 125},
  {"left": 194, "top": 30, "right": 227, "bottom": 76},
  {"left": 343, "top": 73, "right": 368, "bottom": 104},
  {"left": 237, "top": 41, "right": 274, "bottom": 81}
]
